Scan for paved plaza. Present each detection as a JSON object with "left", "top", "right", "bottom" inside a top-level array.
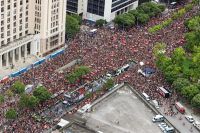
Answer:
[
  {"left": 0, "top": 55, "right": 38, "bottom": 78},
  {"left": 84, "top": 86, "right": 161, "bottom": 133}
]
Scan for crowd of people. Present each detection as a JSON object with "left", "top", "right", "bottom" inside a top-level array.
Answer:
[{"left": 0, "top": 3, "right": 199, "bottom": 132}]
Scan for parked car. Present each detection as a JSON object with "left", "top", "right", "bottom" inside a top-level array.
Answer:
[
  {"left": 158, "top": 122, "right": 167, "bottom": 131},
  {"left": 185, "top": 115, "right": 194, "bottom": 123},
  {"left": 193, "top": 121, "right": 200, "bottom": 131},
  {"left": 163, "top": 126, "right": 174, "bottom": 133},
  {"left": 152, "top": 115, "right": 165, "bottom": 122}
]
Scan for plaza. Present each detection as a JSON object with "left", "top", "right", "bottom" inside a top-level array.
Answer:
[{"left": 84, "top": 86, "right": 162, "bottom": 133}]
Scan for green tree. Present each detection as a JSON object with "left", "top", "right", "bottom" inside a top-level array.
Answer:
[
  {"left": 66, "top": 15, "right": 80, "bottom": 39},
  {"left": 171, "top": 47, "right": 186, "bottom": 65},
  {"left": 172, "top": 78, "right": 191, "bottom": 92},
  {"left": 28, "top": 96, "right": 39, "bottom": 108},
  {"left": 137, "top": 13, "right": 150, "bottom": 24},
  {"left": 5, "top": 108, "right": 17, "bottom": 119},
  {"left": 114, "top": 13, "right": 135, "bottom": 28},
  {"left": 191, "top": 94, "right": 200, "bottom": 108},
  {"left": 181, "top": 85, "right": 199, "bottom": 100},
  {"left": 153, "top": 42, "right": 166, "bottom": 58},
  {"left": 75, "top": 66, "right": 91, "bottom": 77},
  {"left": 185, "top": 31, "right": 200, "bottom": 51},
  {"left": 33, "top": 86, "right": 51, "bottom": 102},
  {"left": 95, "top": 19, "right": 107, "bottom": 27},
  {"left": 19, "top": 94, "right": 39, "bottom": 108},
  {"left": 67, "top": 66, "right": 91, "bottom": 84},
  {"left": 164, "top": 65, "right": 181, "bottom": 83},
  {"left": 104, "top": 78, "right": 114, "bottom": 91},
  {"left": 12, "top": 81, "right": 25, "bottom": 94},
  {"left": 136, "top": 2, "right": 162, "bottom": 17},
  {"left": 71, "top": 14, "right": 82, "bottom": 24},
  {"left": 0, "top": 94, "right": 4, "bottom": 103},
  {"left": 187, "top": 16, "right": 200, "bottom": 31}
]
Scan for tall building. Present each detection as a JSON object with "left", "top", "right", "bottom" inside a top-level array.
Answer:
[
  {"left": 66, "top": 0, "right": 84, "bottom": 15},
  {"left": 0, "top": 0, "right": 66, "bottom": 68},
  {"left": 29, "top": 0, "right": 66, "bottom": 55},
  {"left": 83, "top": 0, "right": 138, "bottom": 22}
]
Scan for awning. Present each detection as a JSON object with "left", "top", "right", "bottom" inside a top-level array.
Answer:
[
  {"left": 143, "top": 67, "right": 156, "bottom": 74},
  {"left": 57, "top": 119, "right": 69, "bottom": 128}
]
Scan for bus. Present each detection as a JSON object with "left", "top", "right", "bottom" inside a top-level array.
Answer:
[
  {"left": 157, "top": 87, "right": 170, "bottom": 98},
  {"left": 175, "top": 102, "right": 185, "bottom": 114}
]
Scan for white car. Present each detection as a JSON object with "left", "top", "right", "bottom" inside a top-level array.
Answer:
[
  {"left": 158, "top": 123, "right": 167, "bottom": 131},
  {"left": 185, "top": 115, "right": 194, "bottom": 123}
]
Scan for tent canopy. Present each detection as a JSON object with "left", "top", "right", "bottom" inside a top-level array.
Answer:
[
  {"left": 57, "top": 119, "right": 69, "bottom": 128},
  {"left": 143, "top": 67, "right": 156, "bottom": 74}
]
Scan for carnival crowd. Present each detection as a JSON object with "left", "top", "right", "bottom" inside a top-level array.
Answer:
[{"left": 0, "top": 4, "right": 199, "bottom": 133}]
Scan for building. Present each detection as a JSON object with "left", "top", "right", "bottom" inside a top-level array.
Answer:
[
  {"left": 83, "top": 0, "right": 138, "bottom": 22},
  {"left": 0, "top": 0, "right": 66, "bottom": 69},
  {"left": 66, "top": 0, "right": 84, "bottom": 15},
  {"left": 0, "top": 0, "right": 40, "bottom": 68},
  {"left": 29, "top": 0, "right": 66, "bottom": 55}
]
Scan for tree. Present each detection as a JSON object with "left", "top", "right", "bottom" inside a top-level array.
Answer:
[
  {"left": 12, "top": 81, "right": 25, "bottom": 94},
  {"left": 153, "top": 42, "right": 166, "bottom": 58},
  {"left": 67, "top": 66, "right": 91, "bottom": 84},
  {"left": 19, "top": 94, "right": 39, "bottom": 108},
  {"left": 172, "top": 78, "right": 191, "bottom": 92},
  {"left": 181, "top": 85, "right": 199, "bottom": 100},
  {"left": 33, "top": 86, "right": 51, "bottom": 102},
  {"left": 104, "top": 78, "right": 114, "bottom": 91},
  {"left": 0, "top": 94, "right": 4, "bottom": 103},
  {"left": 75, "top": 66, "right": 91, "bottom": 77},
  {"left": 187, "top": 16, "right": 200, "bottom": 31},
  {"left": 28, "top": 96, "right": 39, "bottom": 108},
  {"left": 95, "top": 19, "right": 107, "bottom": 27},
  {"left": 171, "top": 47, "right": 186, "bottom": 65},
  {"left": 136, "top": 2, "right": 162, "bottom": 17},
  {"left": 186, "top": 31, "right": 200, "bottom": 51},
  {"left": 164, "top": 65, "right": 181, "bottom": 83},
  {"left": 66, "top": 15, "right": 80, "bottom": 39},
  {"left": 137, "top": 13, "right": 150, "bottom": 24},
  {"left": 191, "top": 94, "right": 200, "bottom": 108},
  {"left": 5, "top": 108, "right": 17, "bottom": 119},
  {"left": 71, "top": 14, "right": 82, "bottom": 25},
  {"left": 114, "top": 13, "right": 135, "bottom": 28}
]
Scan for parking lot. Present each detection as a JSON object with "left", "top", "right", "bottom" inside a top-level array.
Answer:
[{"left": 83, "top": 86, "right": 162, "bottom": 133}]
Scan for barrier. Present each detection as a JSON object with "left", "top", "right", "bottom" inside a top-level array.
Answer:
[
  {"left": 19, "top": 67, "right": 28, "bottom": 74},
  {"left": 38, "top": 58, "right": 46, "bottom": 64},
  {"left": 50, "top": 49, "right": 64, "bottom": 59},
  {"left": 10, "top": 71, "right": 21, "bottom": 78},
  {"left": 33, "top": 60, "right": 40, "bottom": 67},
  {"left": 4, "top": 48, "right": 66, "bottom": 82}
]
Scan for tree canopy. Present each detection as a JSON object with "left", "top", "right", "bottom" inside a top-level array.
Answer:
[
  {"left": 65, "top": 15, "right": 80, "bottom": 39},
  {"left": 12, "top": 81, "right": 25, "bottom": 94},
  {"left": 19, "top": 94, "right": 39, "bottom": 108},
  {"left": 66, "top": 66, "right": 91, "bottom": 84},
  {"left": 95, "top": 19, "right": 107, "bottom": 27},
  {"left": 114, "top": 2, "right": 165, "bottom": 28},
  {"left": 33, "top": 86, "right": 51, "bottom": 102},
  {"left": 104, "top": 78, "right": 114, "bottom": 91},
  {"left": 5, "top": 108, "right": 17, "bottom": 119},
  {"left": 154, "top": 13, "right": 200, "bottom": 109}
]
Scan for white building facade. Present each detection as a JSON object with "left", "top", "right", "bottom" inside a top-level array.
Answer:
[
  {"left": 30, "top": 0, "right": 66, "bottom": 55},
  {"left": 66, "top": 0, "right": 84, "bottom": 15},
  {"left": 83, "top": 0, "right": 138, "bottom": 22},
  {"left": 0, "top": 0, "right": 66, "bottom": 68}
]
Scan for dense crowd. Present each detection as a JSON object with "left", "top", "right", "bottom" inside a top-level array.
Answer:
[{"left": 0, "top": 4, "right": 198, "bottom": 133}]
